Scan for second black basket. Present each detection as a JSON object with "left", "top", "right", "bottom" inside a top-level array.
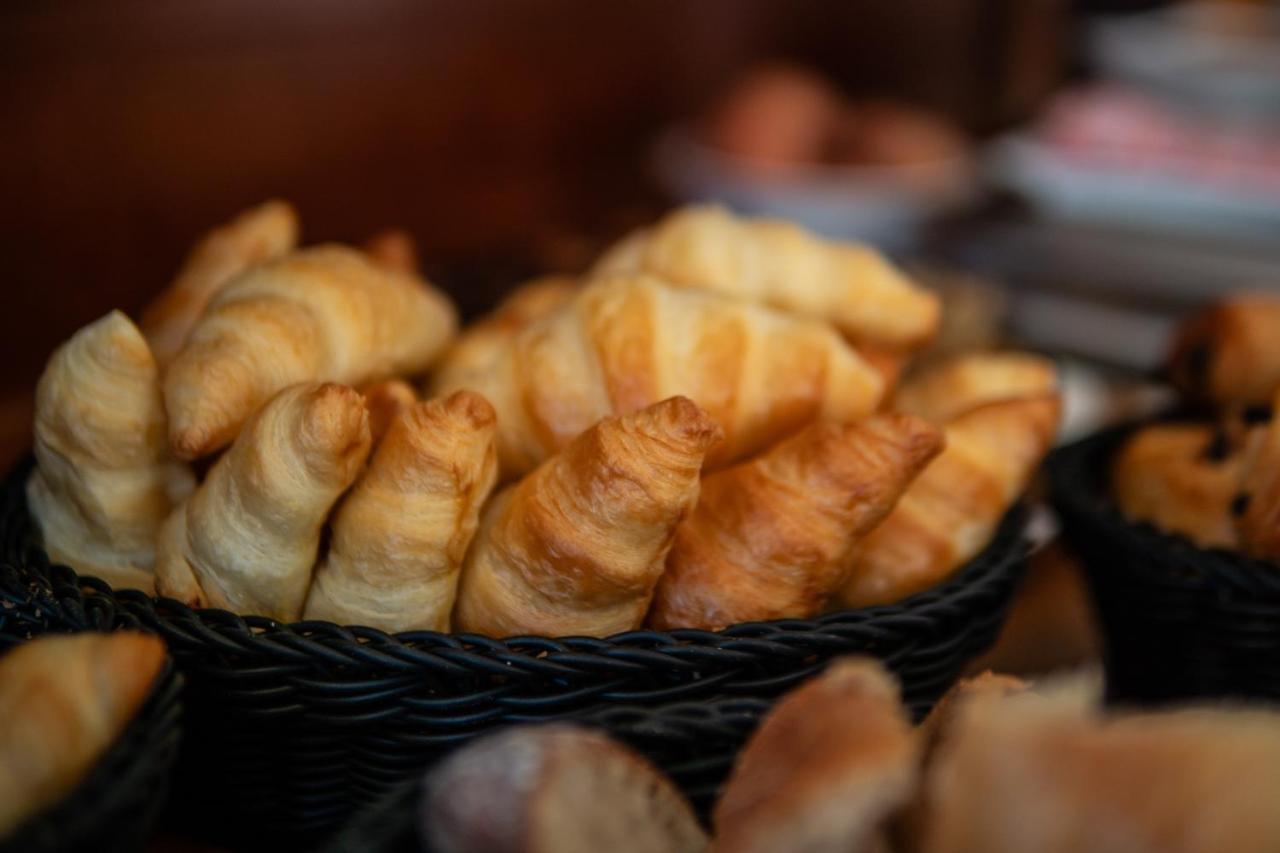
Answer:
[
  {"left": 0, "top": 457, "right": 1028, "bottom": 844},
  {"left": 1049, "top": 424, "right": 1280, "bottom": 706}
]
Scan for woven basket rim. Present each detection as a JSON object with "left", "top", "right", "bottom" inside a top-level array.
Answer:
[
  {"left": 0, "top": 655, "right": 182, "bottom": 853},
  {"left": 1047, "top": 420, "right": 1280, "bottom": 595},
  {"left": 3, "top": 454, "right": 1031, "bottom": 658}
]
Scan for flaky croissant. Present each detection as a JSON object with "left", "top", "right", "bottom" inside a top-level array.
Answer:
[
  {"left": 892, "top": 351, "right": 1058, "bottom": 423},
  {"left": 164, "top": 245, "right": 457, "bottom": 460},
  {"left": 430, "top": 275, "right": 578, "bottom": 396},
  {"left": 835, "top": 394, "right": 1061, "bottom": 608},
  {"left": 1167, "top": 294, "right": 1280, "bottom": 407},
  {"left": 360, "top": 378, "right": 418, "bottom": 445},
  {"left": 592, "top": 204, "right": 939, "bottom": 349},
  {"left": 155, "top": 382, "right": 371, "bottom": 622},
  {"left": 648, "top": 415, "right": 943, "bottom": 631},
  {"left": 27, "top": 311, "right": 192, "bottom": 593},
  {"left": 304, "top": 391, "right": 498, "bottom": 632},
  {"left": 0, "top": 633, "right": 167, "bottom": 839},
  {"left": 1111, "top": 423, "right": 1242, "bottom": 551},
  {"left": 452, "top": 396, "right": 722, "bottom": 638},
  {"left": 140, "top": 199, "right": 299, "bottom": 367},
  {"left": 434, "top": 273, "right": 884, "bottom": 478}
]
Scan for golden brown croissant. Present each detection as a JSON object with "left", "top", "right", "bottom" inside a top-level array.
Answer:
[
  {"left": 435, "top": 274, "right": 884, "bottom": 478},
  {"left": 27, "top": 311, "right": 192, "bottom": 593},
  {"left": 0, "top": 632, "right": 166, "bottom": 838},
  {"left": 155, "top": 382, "right": 372, "bottom": 621},
  {"left": 421, "top": 725, "right": 707, "bottom": 853},
  {"left": 917, "top": 679, "right": 1280, "bottom": 853},
  {"left": 304, "top": 391, "right": 498, "bottom": 632},
  {"left": 360, "top": 378, "right": 418, "bottom": 445},
  {"left": 712, "top": 658, "right": 918, "bottom": 853},
  {"left": 362, "top": 228, "right": 419, "bottom": 275},
  {"left": 1111, "top": 423, "right": 1242, "bottom": 550},
  {"left": 164, "top": 245, "right": 457, "bottom": 460},
  {"left": 835, "top": 394, "right": 1061, "bottom": 608},
  {"left": 1233, "top": 393, "right": 1280, "bottom": 559},
  {"left": 648, "top": 415, "right": 943, "bottom": 631},
  {"left": 892, "top": 351, "right": 1058, "bottom": 423},
  {"left": 140, "top": 200, "right": 299, "bottom": 367},
  {"left": 591, "top": 204, "right": 939, "bottom": 349},
  {"left": 452, "top": 396, "right": 722, "bottom": 638},
  {"left": 1167, "top": 294, "right": 1280, "bottom": 406},
  {"left": 430, "top": 276, "right": 578, "bottom": 396}
]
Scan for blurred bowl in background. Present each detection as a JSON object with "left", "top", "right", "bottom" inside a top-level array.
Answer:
[{"left": 653, "top": 124, "right": 975, "bottom": 250}]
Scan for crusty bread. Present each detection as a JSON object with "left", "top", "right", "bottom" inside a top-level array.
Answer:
[
  {"left": 421, "top": 724, "right": 707, "bottom": 853},
  {"left": 712, "top": 658, "right": 918, "bottom": 853}
]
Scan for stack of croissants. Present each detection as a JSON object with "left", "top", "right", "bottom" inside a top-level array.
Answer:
[
  {"left": 28, "top": 201, "right": 1060, "bottom": 636},
  {"left": 415, "top": 657, "right": 1280, "bottom": 853},
  {"left": 1113, "top": 294, "right": 1280, "bottom": 560}
]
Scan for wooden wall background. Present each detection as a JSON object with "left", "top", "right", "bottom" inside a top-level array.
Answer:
[{"left": 0, "top": 0, "right": 1066, "bottom": 461}]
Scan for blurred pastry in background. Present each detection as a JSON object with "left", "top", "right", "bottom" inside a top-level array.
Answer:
[{"left": 833, "top": 99, "right": 969, "bottom": 169}]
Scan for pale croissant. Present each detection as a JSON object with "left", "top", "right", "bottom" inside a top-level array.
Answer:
[
  {"left": 648, "top": 415, "right": 942, "bottom": 631},
  {"left": 453, "top": 396, "right": 722, "bottom": 638},
  {"left": 164, "top": 245, "right": 457, "bottom": 459},
  {"left": 304, "top": 391, "right": 498, "bottom": 632},
  {"left": 140, "top": 199, "right": 299, "bottom": 367},
  {"left": 27, "top": 311, "right": 192, "bottom": 592},
  {"left": 835, "top": 394, "right": 1061, "bottom": 608},
  {"left": 592, "top": 204, "right": 939, "bottom": 348},
  {"left": 892, "top": 351, "right": 1058, "bottom": 423},
  {"left": 434, "top": 274, "right": 884, "bottom": 478},
  {"left": 155, "top": 382, "right": 371, "bottom": 621}
]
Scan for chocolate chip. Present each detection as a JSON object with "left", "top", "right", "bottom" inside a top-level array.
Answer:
[
  {"left": 1201, "top": 431, "right": 1231, "bottom": 463},
  {"left": 1243, "top": 403, "right": 1274, "bottom": 425},
  {"left": 1231, "top": 493, "right": 1252, "bottom": 517}
]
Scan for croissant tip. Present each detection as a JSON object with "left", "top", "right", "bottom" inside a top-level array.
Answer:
[
  {"left": 437, "top": 390, "right": 498, "bottom": 429},
  {"left": 170, "top": 427, "right": 210, "bottom": 461},
  {"left": 649, "top": 396, "right": 724, "bottom": 449}
]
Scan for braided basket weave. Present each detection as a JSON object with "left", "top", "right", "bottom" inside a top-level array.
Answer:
[
  {"left": 0, "top": 646, "right": 182, "bottom": 853},
  {"left": 0, "top": 457, "right": 1028, "bottom": 845},
  {"left": 1049, "top": 424, "right": 1280, "bottom": 706}
]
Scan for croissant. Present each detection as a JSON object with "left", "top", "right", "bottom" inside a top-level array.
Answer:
[
  {"left": 1111, "top": 423, "right": 1242, "bottom": 550},
  {"left": 361, "top": 378, "right": 418, "bottom": 445},
  {"left": 892, "top": 351, "right": 1058, "bottom": 423},
  {"left": 1234, "top": 392, "right": 1280, "bottom": 559},
  {"left": 27, "top": 311, "right": 191, "bottom": 593},
  {"left": 0, "top": 632, "right": 167, "bottom": 839},
  {"left": 362, "top": 228, "right": 419, "bottom": 275},
  {"left": 917, "top": 679, "right": 1280, "bottom": 853},
  {"left": 164, "top": 245, "right": 457, "bottom": 460},
  {"left": 304, "top": 391, "right": 498, "bottom": 632},
  {"left": 430, "top": 276, "right": 578, "bottom": 395},
  {"left": 1167, "top": 294, "right": 1280, "bottom": 406},
  {"left": 435, "top": 274, "right": 884, "bottom": 478},
  {"left": 712, "top": 658, "right": 918, "bottom": 853},
  {"left": 835, "top": 394, "right": 1061, "bottom": 608},
  {"left": 648, "top": 415, "right": 943, "bottom": 631},
  {"left": 140, "top": 199, "right": 299, "bottom": 367},
  {"left": 591, "top": 204, "right": 939, "bottom": 348},
  {"left": 452, "top": 396, "right": 722, "bottom": 638},
  {"left": 155, "top": 382, "right": 371, "bottom": 621}
]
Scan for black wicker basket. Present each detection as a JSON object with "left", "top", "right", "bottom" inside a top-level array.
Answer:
[
  {"left": 0, "top": 650, "right": 183, "bottom": 853},
  {"left": 0, "top": 457, "right": 1028, "bottom": 845},
  {"left": 320, "top": 696, "right": 768, "bottom": 853},
  {"left": 1049, "top": 424, "right": 1280, "bottom": 706}
]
